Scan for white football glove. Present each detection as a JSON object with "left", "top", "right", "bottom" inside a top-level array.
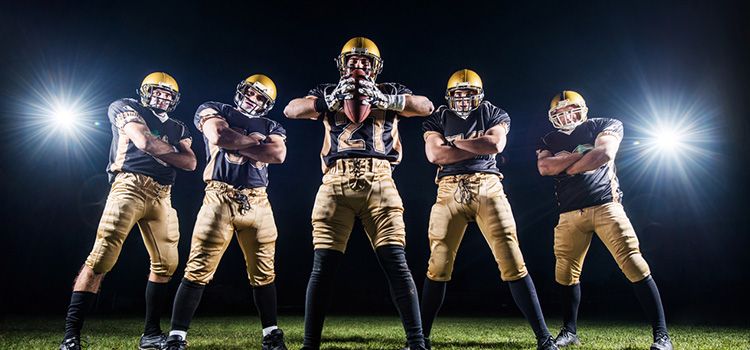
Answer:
[
  {"left": 358, "top": 79, "right": 406, "bottom": 112},
  {"left": 324, "top": 77, "right": 356, "bottom": 111}
]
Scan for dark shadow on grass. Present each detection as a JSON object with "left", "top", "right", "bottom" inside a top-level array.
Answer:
[{"left": 433, "top": 340, "right": 530, "bottom": 349}]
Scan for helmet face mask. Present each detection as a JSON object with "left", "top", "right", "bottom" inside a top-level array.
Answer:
[
  {"left": 548, "top": 99, "right": 588, "bottom": 131},
  {"left": 139, "top": 84, "right": 180, "bottom": 113},
  {"left": 445, "top": 69, "right": 484, "bottom": 119},
  {"left": 342, "top": 55, "right": 375, "bottom": 78},
  {"left": 139, "top": 72, "right": 180, "bottom": 113},
  {"left": 446, "top": 87, "right": 484, "bottom": 119},
  {"left": 143, "top": 87, "right": 177, "bottom": 113},
  {"left": 234, "top": 79, "right": 275, "bottom": 117}
]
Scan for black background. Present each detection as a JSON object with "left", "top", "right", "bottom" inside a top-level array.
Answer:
[{"left": 1, "top": 1, "right": 747, "bottom": 324}]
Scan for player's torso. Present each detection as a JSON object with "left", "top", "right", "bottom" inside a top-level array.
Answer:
[
  {"left": 198, "top": 102, "right": 277, "bottom": 189},
  {"left": 318, "top": 83, "right": 403, "bottom": 172},
  {"left": 107, "top": 98, "right": 186, "bottom": 185},
  {"left": 542, "top": 118, "right": 622, "bottom": 212},
  {"left": 436, "top": 103, "right": 503, "bottom": 179}
]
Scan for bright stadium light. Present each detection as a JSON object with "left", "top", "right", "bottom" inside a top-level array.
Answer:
[
  {"left": 646, "top": 124, "right": 688, "bottom": 155},
  {"left": 7, "top": 66, "right": 109, "bottom": 166},
  {"left": 607, "top": 71, "right": 723, "bottom": 205}
]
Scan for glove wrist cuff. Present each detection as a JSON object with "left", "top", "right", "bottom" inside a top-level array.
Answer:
[
  {"left": 314, "top": 97, "right": 329, "bottom": 113},
  {"left": 388, "top": 94, "right": 406, "bottom": 112}
]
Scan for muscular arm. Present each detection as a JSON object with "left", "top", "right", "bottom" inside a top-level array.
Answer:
[
  {"left": 399, "top": 95, "right": 434, "bottom": 117},
  {"left": 236, "top": 134, "right": 287, "bottom": 164},
  {"left": 202, "top": 118, "right": 262, "bottom": 150},
  {"left": 453, "top": 124, "right": 508, "bottom": 155},
  {"left": 153, "top": 139, "right": 197, "bottom": 171},
  {"left": 424, "top": 133, "right": 477, "bottom": 166},
  {"left": 123, "top": 123, "right": 197, "bottom": 171},
  {"left": 537, "top": 150, "right": 584, "bottom": 176},
  {"left": 565, "top": 134, "right": 620, "bottom": 175},
  {"left": 283, "top": 96, "right": 320, "bottom": 120}
]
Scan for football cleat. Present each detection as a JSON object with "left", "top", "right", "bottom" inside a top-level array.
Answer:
[
  {"left": 538, "top": 336, "right": 561, "bottom": 350},
  {"left": 164, "top": 334, "right": 188, "bottom": 350},
  {"left": 554, "top": 328, "right": 581, "bottom": 347},
  {"left": 139, "top": 333, "right": 167, "bottom": 350},
  {"left": 59, "top": 337, "right": 82, "bottom": 350},
  {"left": 650, "top": 332, "right": 673, "bottom": 350},
  {"left": 261, "top": 328, "right": 288, "bottom": 350}
]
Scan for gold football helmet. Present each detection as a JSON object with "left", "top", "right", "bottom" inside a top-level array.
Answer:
[
  {"left": 445, "top": 69, "right": 484, "bottom": 118},
  {"left": 139, "top": 72, "right": 180, "bottom": 112},
  {"left": 548, "top": 90, "right": 588, "bottom": 130},
  {"left": 234, "top": 74, "right": 277, "bottom": 117},
  {"left": 335, "top": 37, "right": 384, "bottom": 79}
]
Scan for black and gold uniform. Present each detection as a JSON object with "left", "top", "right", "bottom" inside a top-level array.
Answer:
[
  {"left": 539, "top": 90, "right": 670, "bottom": 350},
  {"left": 297, "top": 37, "right": 427, "bottom": 350},
  {"left": 166, "top": 74, "right": 288, "bottom": 350},
  {"left": 62, "top": 72, "right": 192, "bottom": 350},
  {"left": 419, "top": 69, "right": 556, "bottom": 350}
]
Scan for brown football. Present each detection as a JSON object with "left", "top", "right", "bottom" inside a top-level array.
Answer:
[{"left": 343, "top": 69, "right": 371, "bottom": 124}]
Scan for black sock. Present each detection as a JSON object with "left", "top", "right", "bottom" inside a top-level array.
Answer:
[
  {"left": 420, "top": 277, "right": 447, "bottom": 339},
  {"left": 143, "top": 280, "right": 169, "bottom": 336},
  {"left": 559, "top": 283, "right": 581, "bottom": 334},
  {"left": 632, "top": 275, "right": 668, "bottom": 338},
  {"left": 508, "top": 274, "right": 551, "bottom": 341},
  {"left": 253, "top": 283, "right": 278, "bottom": 329},
  {"left": 375, "top": 245, "right": 424, "bottom": 348},
  {"left": 63, "top": 291, "right": 97, "bottom": 340},
  {"left": 170, "top": 279, "right": 206, "bottom": 332},
  {"left": 303, "top": 249, "right": 343, "bottom": 348}
]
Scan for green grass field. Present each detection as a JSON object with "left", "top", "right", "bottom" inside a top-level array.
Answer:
[{"left": 1, "top": 316, "right": 747, "bottom": 349}]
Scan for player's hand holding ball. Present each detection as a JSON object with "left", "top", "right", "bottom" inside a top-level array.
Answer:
[{"left": 325, "top": 76, "right": 356, "bottom": 111}]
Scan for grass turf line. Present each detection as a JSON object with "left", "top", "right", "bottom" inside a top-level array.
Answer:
[{"left": 1, "top": 316, "right": 748, "bottom": 349}]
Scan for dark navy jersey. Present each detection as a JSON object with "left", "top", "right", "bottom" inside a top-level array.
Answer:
[
  {"left": 537, "top": 117, "right": 624, "bottom": 213},
  {"left": 423, "top": 101, "right": 510, "bottom": 180},
  {"left": 106, "top": 98, "right": 191, "bottom": 185},
  {"left": 194, "top": 101, "right": 286, "bottom": 189},
  {"left": 308, "top": 82, "right": 412, "bottom": 172}
]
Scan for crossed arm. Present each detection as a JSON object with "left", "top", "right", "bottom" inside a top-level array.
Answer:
[
  {"left": 123, "top": 122, "right": 197, "bottom": 171},
  {"left": 424, "top": 124, "right": 507, "bottom": 166},
  {"left": 201, "top": 118, "right": 286, "bottom": 164},
  {"left": 283, "top": 95, "right": 434, "bottom": 120},
  {"left": 537, "top": 134, "right": 620, "bottom": 176}
]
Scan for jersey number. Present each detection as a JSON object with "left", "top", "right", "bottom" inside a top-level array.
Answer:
[{"left": 336, "top": 113, "right": 386, "bottom": 153}]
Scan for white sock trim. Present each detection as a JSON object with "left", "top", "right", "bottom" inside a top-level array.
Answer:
[
  {"left": 262, "top": 325, "right": 278, "bottom": 337},
  {"left": 169, "top": 330, "right": 187, "bottom": 340}
]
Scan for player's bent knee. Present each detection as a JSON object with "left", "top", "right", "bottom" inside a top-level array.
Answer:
[
  {"left": 555, "top": 264, "right": 581, "bottom": 285},
  {"left": 500, "top": 266, "right": 528, "bottom": 282},
  {"left": 621, "top": 254, "right": 651, "bottom": 282},
  {"left": 426, "top": 262, "right": 454, "bottom": 282},
  {"left": 249, "top": 274, "right": 276, "bottom": 287}
]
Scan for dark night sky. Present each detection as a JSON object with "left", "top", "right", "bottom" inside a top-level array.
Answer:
[{"left": 1, "top": 1, "right": 748, "bottom": 323}]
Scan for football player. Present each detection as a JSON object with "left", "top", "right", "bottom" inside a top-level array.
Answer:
[
  {"left": 420, "top": 69, "right": 558, "bottom": 350},
  {"left": 536, "top": 91, "right": 672, "bottom": 350},
  {"left": 283, "top": 37, "right": 434, "bottom": 350},
  {"left": 60, "top": 72, "right": 197, "bottom": 350},
  {"left": 164, "top": 74, "right": 288, "bottom": 350}
]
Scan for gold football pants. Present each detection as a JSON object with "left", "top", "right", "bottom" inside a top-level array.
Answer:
[
  {"left": 426, "top": 173, "right": 527, "bottom": 282},
  {"left": 85, "top": 172, "right": 179, "bottom": 276},
  {"left": 183, "top": 181, "right": 278, "bottom": 286},
  {"left": 311, "top": 158, "right": 406, "bottom": 252},
  {"left": 554, "top": 202, "right": 651, "bottom": 285}
]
